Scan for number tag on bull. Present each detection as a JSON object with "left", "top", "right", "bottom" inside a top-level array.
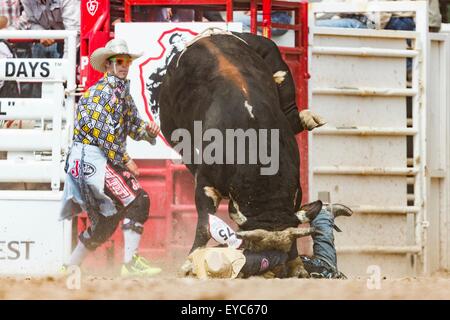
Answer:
[{"left": 208, "top": 214, "right": 242, "bottom": 248}]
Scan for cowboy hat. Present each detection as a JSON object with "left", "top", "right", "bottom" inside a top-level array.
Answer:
[
  {"left": 188, "top": 247, "right": 246, "bottom": 279},
  {"left": 90, "top": 38, "right": 142, "bottom": 73}
]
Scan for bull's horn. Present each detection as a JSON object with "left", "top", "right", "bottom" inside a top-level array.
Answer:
[
  {"left": 236, "top": 229, "right": 266, "bottom": 241},
  {"left": 287, "top": 227, "right": 318, "bottom": 239}
]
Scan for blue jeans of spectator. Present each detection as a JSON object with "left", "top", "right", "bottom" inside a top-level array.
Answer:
[
  {"left": 30, "top": 43, "right": 60, "bottom": 98},
  {"left": 32, "top": 43, "right": 60, "bottom": 59},
  {"left": 385, "top": 17, "right": 415, "bottom": 31},
  {"left": 316, "top": 18, "right": 367, "bottom": 29},
  {"left": 385, "top": 17, "right": 415, "bottom": 73},
  {"left": 234, "top": 11, "right": 292, "bottom": 36}
]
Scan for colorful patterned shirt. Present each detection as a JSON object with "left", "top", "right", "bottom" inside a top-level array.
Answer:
[{"left": 74, "top": 74, "right": 148, "bottom": 165}]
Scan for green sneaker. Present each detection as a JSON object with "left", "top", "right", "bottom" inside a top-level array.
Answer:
[
  {"left": 121, "top": 254, "right": 162, "bottom": 277},
  {"left": 60, "top": 264, "right": 68, "bottom": 275}
]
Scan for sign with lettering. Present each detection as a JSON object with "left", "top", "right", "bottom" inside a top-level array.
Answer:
[
  {"left": 115, "top": 22, "right": 242, "bottom": 159},
  {"left": 0, "top": 195, "right": 71, "bottom": 275},
  {"left": 0, "top": 59, "right": 66, "bottom": 81}
]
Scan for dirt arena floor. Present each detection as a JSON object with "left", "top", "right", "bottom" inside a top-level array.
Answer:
[{"left": 2, "top": 272, "right": 450, "bottom": 300}]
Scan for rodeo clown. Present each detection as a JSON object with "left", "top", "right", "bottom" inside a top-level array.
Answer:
[
  {"left": 60, "top": 39, "right": 162, "bottom": 276},
  {"left": 181, "top": 202, "right": 353, "bottom": 279}
]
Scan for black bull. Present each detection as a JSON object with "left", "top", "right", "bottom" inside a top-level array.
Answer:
[{"left": 159, "top": 33, "right": 306, "bottom": 259}]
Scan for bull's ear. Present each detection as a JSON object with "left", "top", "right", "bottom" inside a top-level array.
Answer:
[
  {"left": 296, "top": 200, "right": 323, "bottom": 223},
  {"left": 236, "top": 229, "right": 266, "bottom": 241}
]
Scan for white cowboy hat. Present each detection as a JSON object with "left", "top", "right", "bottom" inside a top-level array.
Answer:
[
  {"left": 188, "top": 247, "right": 246, "bottom": 279},
  {"left": 90, "top": 38, "right": 142, "bottom": 73}
]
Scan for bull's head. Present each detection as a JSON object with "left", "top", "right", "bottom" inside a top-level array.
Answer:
[
  {"left": 237, "top": 226, "right": 321, "bottom": 253},
  {"left": 236, "top": 200, "right": 323, "bottom": 253}
]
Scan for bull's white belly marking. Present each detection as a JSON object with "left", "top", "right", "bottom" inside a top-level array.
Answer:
[
  {"left": 204, "top": 186, "right": 222, "bottom": 209},
  {"left": 273, "top": 70, "right": 287, "bottom": 84},
  {"left": 244, "top": 101, "right": 255, "bottom": 119},
  {"left": 295, "top": 210, "right": 309, "bottom": 224}
]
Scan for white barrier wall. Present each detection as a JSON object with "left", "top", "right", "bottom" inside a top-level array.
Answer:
[
  {"left": 309, "top": 1, "right": 430, "bottom": 277},
  {"left": 0, "top": 30, "right": 77, "bottom": 275},
  {"left": 427, "top": 31, "right": 450, "bottom": 274},
  {"left": 0, "top": 192, "right": 71, "bottom": 275}
]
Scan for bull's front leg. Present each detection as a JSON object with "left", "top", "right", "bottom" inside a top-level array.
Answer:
[
  {"left": 286, "top": 241, "right": 310, "bottom": 278},
  {"left": 190, "top": 178, "right": 221, "bottom": 253}
]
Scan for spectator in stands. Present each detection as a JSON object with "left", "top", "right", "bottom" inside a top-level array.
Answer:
[
  {"left": 0, "top": 36, "right": 20, "bottom": 98},
  {"left": 0, "top": 6, "right": 21, "bottom": 99},
  {"left": 8, "top": 0, "right": 79, "bottom": 97},
  {"left": 203, "top": 11, "right": 225, "bottom": 22},
  {"left": 1, "top": 0, "right": 32, "bottom": 63},
  {"left": 0, "top": 0, "right": 22, "bottom": 27},
  {"left": 130, "top": 5, "right": 194, "bottom": 22},
  {"left": 314, "top": 0, "right": 442, "bottom": 32},
  {"left": 429, "top": 0, "right": 443, "bottom": 32},
  {"left": 131, "top": 6, "right": 222, "bottom": 23},
  {"left": 130, "top": 6, "right": 168, "bottom": 22},
  {"left": 9, "top": 0, "right": 80, "bottom": 58},
  {"left": 233, "top": 11, "right": 292, "bottom": 36},
  {"left": 441, "top": 0, "right": 449, "bottom": 23},
  {"left": 167, "top": 8, "right": 195, "bottom": 22}
]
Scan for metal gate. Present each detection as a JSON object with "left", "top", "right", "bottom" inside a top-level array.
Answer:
[
  {"left": 0, "top": 30, "right": 77, "bottom": 275},
  {"left": 309, "top": 1, "right": 428, "bottom": 277}
]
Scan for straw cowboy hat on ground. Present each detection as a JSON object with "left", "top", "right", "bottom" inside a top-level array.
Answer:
[
  {"left": 90, "top": 38, "right": 142, "bottom": 73},
  {"left": 184, "top": 247, "right": 246, "bottom": 279}
]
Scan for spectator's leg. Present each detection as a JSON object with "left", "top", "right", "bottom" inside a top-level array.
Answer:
[
  {"left": 203, "top": 11, "right": 225, "bottom": 22},
  {"left": 384, "top": 17, "right": 415, "bottom": 31},
  {"left": 233, "top": 12, "right": 252, "bottom": 32},
  {"left": 441, "top": 0, "right": 449, "bottom": 23},
  {"left": 270, "top": 12, "right": 292, "bottom": 36},
  {"left": 146, "top": 7, "right": 169, "bottom": 22},
  {"left": 30, "top": 43, "right": 50, "bottom": 97},
  {"left": 316, "top": 18, "right": 368, "bottom": 29},
  {"left": 171, "top": 9, "right": 195, "bottom": 22},
  {"left": 14, "top": 43, "right": 33, "bottom": 97},
  {"left": 384, "top": 18, "right": 415, "bottom": 81},
  {"left": 31, "top": 43, "right": 60, "bottom": 97}
]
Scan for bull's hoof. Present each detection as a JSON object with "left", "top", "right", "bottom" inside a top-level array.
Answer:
[
  {"left": 179, "top": 259, "right": 193, "bottom": 277},
  {"left": 298, "top": 266, "right": 310, "bottom": 279},
  {"left": 287, "top": 257, "right": 310, "bottom": 279},
  {"left": 261, "top": 271, "right": 276, "bottom": 279}
]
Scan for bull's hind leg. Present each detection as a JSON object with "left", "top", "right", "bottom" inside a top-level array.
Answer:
[{"left": 190, "top": 176, "right": 222, "bottom": 253}]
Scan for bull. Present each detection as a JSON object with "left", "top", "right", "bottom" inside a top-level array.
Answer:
[{"left": 159, "top": 31, "right": 321, "bottom": 276}]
